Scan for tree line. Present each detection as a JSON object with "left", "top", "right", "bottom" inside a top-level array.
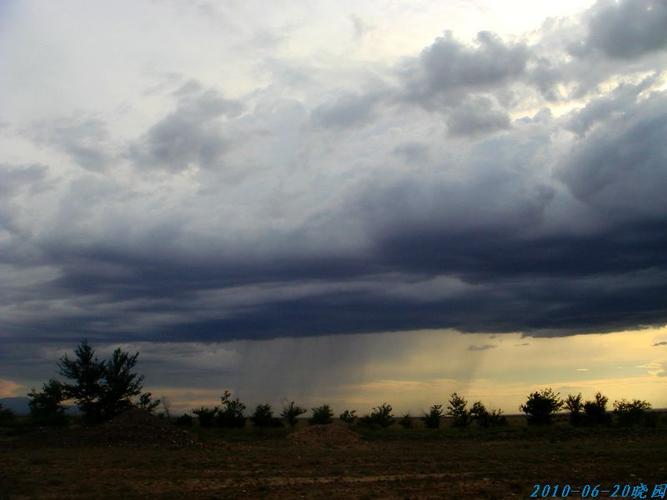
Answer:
[{"left": 0, "top": 342, "right": 657, "bottom": 429}]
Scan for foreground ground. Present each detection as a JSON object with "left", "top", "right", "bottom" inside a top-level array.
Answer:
[{"left": 1, "top": 420, "right": 666, "bottom": 499}]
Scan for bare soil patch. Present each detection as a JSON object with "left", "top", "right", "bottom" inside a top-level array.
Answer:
[{"left": 287, "top": 423, "right": 365, "bottom": 448}]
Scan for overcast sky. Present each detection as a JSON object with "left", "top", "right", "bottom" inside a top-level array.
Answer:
[{"left": 2, "top": 0, "right": 667, "bottom": 412}]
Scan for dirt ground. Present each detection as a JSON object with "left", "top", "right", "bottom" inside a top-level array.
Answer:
[{"left": 1, "top": 422, "right": 666, "bottom": 499}]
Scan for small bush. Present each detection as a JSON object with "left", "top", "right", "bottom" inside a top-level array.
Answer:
[
  {"left": 520, "top": 387, "right": 563, "bottom": 425},
  {"left": 614, "top": 399, "right": 653, "bottom": 427},
  {"left": 447, "top": 393, "right": 471, "bottom": 427},
  {"left": 310, "top": 404, "right": 334, "bottom": 425},
  {"left": 583, "top": 392, "right": 611, "bottom": 425},
  {"left": 28, "top": 379, "right": 68, "bottom": 426},
  {"left": 137, "top": 392, "right": 161, "bottom": 414},
  {"left": 175, "top": 413, "right": 194, "bottom": 427},
  {"left": 251, "top": 403, "right": 282, "bottom": 427},
  {"left": 339, "top": 409, "right": 357, "bottom": 425},
  {"left": 360, "top": 403, "right": 394, "bottom": 428},
  {"left": 281, "top": 401, "right": 307, "bottom": 427},
  {"left": 399, "top": 413, "right": 413, "bottom": 429},
  {"left": 193, "top": 406, "right": 218, "bottom": 427},
  {"left": 564, "top": 393, "right": 584, "bottom": 426},
  {"left": 217, "top": 390, "right": 246, "bottom": 428},
  {"left": 470, "top": 401, "right": 506, "bottom": 428},
  {"left": 422, "top": 404, "right": 443, "bottom": 429}
]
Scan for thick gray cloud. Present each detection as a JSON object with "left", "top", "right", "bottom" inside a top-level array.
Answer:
[
  {"left": 28, "top": 118, "right": 111, "bottom": 171},
  {"left": 311, "top": 91, "right": 383, "bottom": 129},
  {"left": 574, "top": 0, "right": 667, "bottom": 60},
  {"left": 445, "top": 95, "right": 511, "bottom": 136},
  {"left": 401, "top": 30, "right": 529, "bottom": 106},
  {"left": 561, "top": 91, "right": 667, "bottom": 220},
  {"left": 128, "top": 82, "right": 244, "bottom": 171}
]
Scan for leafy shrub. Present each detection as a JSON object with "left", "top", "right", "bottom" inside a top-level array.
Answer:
[
  {"left": 175, "top": 413, "right": 194, "bottom": 427},
  {"left": 193, "top": 406, "right": 218, "bottom": 427},
  {"left": 50, "top": 340, "right": 156, "bottom": 423},
  {"left": 470, "top": 401, "right": 506, "bottom": 428},
  {"left": 583, "top": 392, "right": 611, "bottom": 425},
  {"left": 520, "top": 388, "right": 563, "bottom": 425},
  {"left": 217, "top": 390, "right": 246, "bottom": 428},
  {"left": 614, "top": 399, "right": 653, "bottom": 427},
  {"left": 28, "top": 379, "right": 68, "bottom": 426},
  {"left": 251, "top": 403, "right": 282, "bottom": 427},
  {"left": 310, "top": 404, "right": 334, "bottom": 425},
  {"left": 137, "top": 392, "right": 161, "bottom": 414},
  {"left": 360, "top": 403, "right": 394, "bottom": 428},
  {"left": 339, "top": 409, "right": 357, "bottom": 425},
  {"left": 564, "top": 393, "right": 584, "bottom": 426},
  {"left": 447, "top": 393, "right": 471, "bottom": 427},
  {"left": 281, "top": 401, "right": 307, "bottom": 427},
  {"left": 422, "top": 404, "right": 443, "bottom": 429}
]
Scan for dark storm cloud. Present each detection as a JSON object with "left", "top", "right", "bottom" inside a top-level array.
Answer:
[
  {"left": 573, "top": 0, "right": 667, "bottom": 60},
  {"left": 4, "top": 89, "right": 667, "bottom": 343},
  {"left": 128, "top": 82, "right": 243, "bottom": 171},
  {"left": 2, "top": 1, "right": 667, "bottom": 354},
  {"left": 560, "top": 91, "right": 667, "bottom": 218}
]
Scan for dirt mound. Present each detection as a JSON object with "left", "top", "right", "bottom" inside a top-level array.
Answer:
[
  {"left": 287, "top": 423, "right": 364, "bottom": 448},
  {"left": 76, "top": 409, "right": 199, "bottom": 448}
]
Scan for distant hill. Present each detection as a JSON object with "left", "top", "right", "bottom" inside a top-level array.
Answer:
[
  {"left": 0, "top": 396, "right": 30, "bottom": 415},
  {"left": 0, "top": 396, "right": 79, "bottom": 416}
]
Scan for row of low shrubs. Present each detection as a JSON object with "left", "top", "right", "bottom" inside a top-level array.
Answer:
[
  {"left": 521, "top": 388, "right": 656, "bottom": 427},
  {"left": 177, "top": 392, "right": 506, "bottom": 429},
  {"left": 179, "top": 388, "right": 659, "bottom": 430}
]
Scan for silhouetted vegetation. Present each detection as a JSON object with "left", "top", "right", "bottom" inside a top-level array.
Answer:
[
  {"left": 216, "top": 391, "right": 246, "bottom": 428},
  {"left": 583, "top": 392, "right": 611, "bottom": 425},
  {"left": 360, "top": 403, "right": 394, "bottom": 428},
  {"left": 422, "top": 404, "right": 443, "bottom": 429},
  {"left": 193, "top": 407, "right": 218, "bottom": 427},
  {"left": 175, "top": 413, "right": 194, "bottom": 427},
  {"left": 137, "top": 392, "right": 161, "bottom": 414},
  {"left": 339, "top": 409, "right": 357, "bottom": 425},
  {"left": 251, "top": 403, "right": 282, "bottom": 427},
  {"left": 614, "top": 399, "right": 654, "bottom": 427},
  {"left": 281, "top": 401, "right": 307, "bottom": 427},
  {"left": 565, "top": 393, "right": 584, "bottom": 426},
  {"left": 52, "top": 340, "right": 158, "bottom": 423},
  {"left": 520, "top": 388, "right": 563, "bottom": 425},
  {"left": 310, "top": 404, "right": 334, "bottom": 425},
  {"left": 28, "top": 379, "right": 68, "bottom": 426},
  {"left": 470, "top": 401, "right": 506, "bottom": 428},
  {"left": 447, "top": 393, "right": 471, "bottom": 427}
]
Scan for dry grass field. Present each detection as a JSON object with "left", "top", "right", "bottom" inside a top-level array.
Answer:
[{"left": 1, "top": 416, "right": 666, "bottom": 499}]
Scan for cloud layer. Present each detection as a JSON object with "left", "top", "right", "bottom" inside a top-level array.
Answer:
[{"left": 1, "top": 0, "right": 667, "bottom": 350}]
